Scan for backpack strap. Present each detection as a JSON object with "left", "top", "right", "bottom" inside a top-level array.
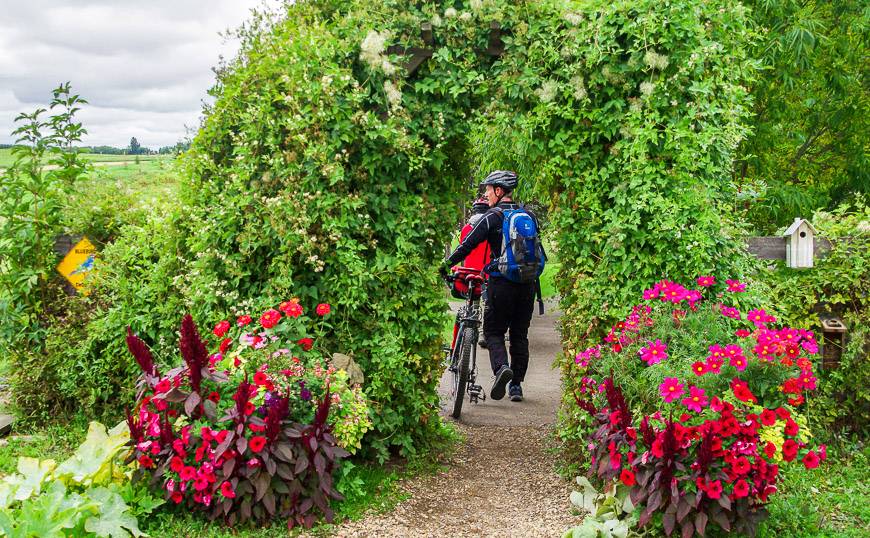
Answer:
[{"left": 535, "top": 277, "right": 544, "bottom": 315}]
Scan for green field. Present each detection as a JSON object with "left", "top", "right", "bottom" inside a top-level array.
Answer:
[{"left": 0, "top": 147, "right": 169, "bottom": 168}]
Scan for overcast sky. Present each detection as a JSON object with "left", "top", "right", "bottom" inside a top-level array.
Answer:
[{"left": 0, "top": 0, "right": 280, "bottom": 148}]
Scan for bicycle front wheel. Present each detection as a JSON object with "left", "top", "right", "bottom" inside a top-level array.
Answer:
[{"left": 451, "top": 326, "right": 473, "bottom": 419}]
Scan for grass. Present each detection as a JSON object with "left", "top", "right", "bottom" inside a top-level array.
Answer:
[
  {"left": 0, "top": 418, "right": 90, "bottom": 475},
  {"left": 0, "top": 147, "right": 169, "bottom": 168},
  {"left": 758, "top": 441, "right": 870, "bottom": 537}
]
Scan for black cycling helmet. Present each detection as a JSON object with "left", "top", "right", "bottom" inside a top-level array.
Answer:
[
  {"left": 471, "top": 196, "right": 489, "bottom": 214},
  {"left": 479, "top": 170, "right": 518, "bottom": 192}
]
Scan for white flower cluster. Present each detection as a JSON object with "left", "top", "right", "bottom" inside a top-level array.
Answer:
[
  {"left": 460, "top": 11, "right": 472, "bottom": 21},
  {"left": 857, "top": 220, "right": 870, "bottom": 233},
  {"left": 470, "top": 0, "right": 483, "bottom": 11},
  {"left": 384, "top": 80, "right": 402, "bottom": 109},
  {"left": 535, "top": 80, "right": 559, "bottom": 103},
  {"left": 571, "top": 75, "right": 587, "bottom": 100},
  {"left": 431, "top": 14, "right": 443, "bottom": 27},
  {"left": 639, "top": 81, "right": 655, "bottom": 98},
  {"left": 445, "top": 7, "right": 458, "bottom": 18},
  {"left": 644, "top": 50, "right": 669, "bottom": 70},
  {"left": 360, "top": 30, "right": 396, "bottom": 75},
  {"left": 564, "top": 12, "right": 583, "bottom": 26}
]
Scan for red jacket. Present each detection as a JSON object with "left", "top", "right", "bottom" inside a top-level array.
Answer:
[{"left": 458, "top": 223, "right": 490, "bottom": 270}]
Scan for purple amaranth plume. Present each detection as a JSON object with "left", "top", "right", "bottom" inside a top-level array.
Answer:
[
  {"left": 639, "top": 415, "right": 656, "bottom": 447},
  {"left": 126, "top": 327, "right": 159, "bottom": 378},
  {"left": 125, "top": 407, "right": 144, "bottom": 443},
  {"left": 603, "top": 375, "right": 633, "bottom": 431},
  {"left": 313, "top": 386, "right": 332, "bottom": 430},
  {"left": 232, "top": 376, "right": 253, "bottom": 424},
  {"left": 264, "top": 396, "right": 290, "bottom": 442},
  {"left": 179, "top": 314, "right": 209, "bottom": 394}
]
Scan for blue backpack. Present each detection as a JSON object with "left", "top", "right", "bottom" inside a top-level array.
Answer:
[{"left": 489, "top": 207, "right": 546, "bottom": 283}]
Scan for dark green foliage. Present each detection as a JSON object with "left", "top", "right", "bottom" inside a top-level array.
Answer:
[{"left": 737, "top": 0, "right": 870, "bottom": 232}]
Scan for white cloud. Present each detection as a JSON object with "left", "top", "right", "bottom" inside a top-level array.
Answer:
[{"left": 0, "top": 0, "right": 281, "bottom": 148}]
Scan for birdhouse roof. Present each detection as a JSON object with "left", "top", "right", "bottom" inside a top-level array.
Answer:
[{"left": 784, "top": 218, "right": 816, "bottom": 237}]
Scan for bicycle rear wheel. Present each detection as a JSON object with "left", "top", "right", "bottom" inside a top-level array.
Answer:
[{"left": 451, "top": 326, "right": 474, "bottom": 419}]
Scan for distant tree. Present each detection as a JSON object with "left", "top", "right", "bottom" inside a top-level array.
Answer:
[{"left": 129, "top": 137, "right": 141, "bottom": 155}]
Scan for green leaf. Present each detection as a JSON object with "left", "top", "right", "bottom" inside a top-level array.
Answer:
[
  {"left": 83, "top": 487, "right": 143, "bottom": 538},
  {"left": 4, "top": 457, "right": 57, "bottom": 502},
  {"left": 55, "top": 421, "right": 129, "bottom": 486}
]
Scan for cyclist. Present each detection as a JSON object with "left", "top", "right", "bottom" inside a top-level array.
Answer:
[
  {"left": 441, "top": 170, "right": 541, "bottom": 402},
  {"left": 447, "top": 197, "right": 492, "bottom": 352}
]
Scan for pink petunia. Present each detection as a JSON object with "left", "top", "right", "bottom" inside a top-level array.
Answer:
[
  {"left": 659, "top": 377, "right": 685, "bottom": 403},
  {"left": 639, "top": 339, "right": 668, "bottom": 365},
  {"left": 682, "top": 386, "right": 708, "bottom": 413}
]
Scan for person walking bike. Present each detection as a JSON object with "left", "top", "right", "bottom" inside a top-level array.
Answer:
[{"left": 441, "top": 171, "right": 545, "bottom": 402}]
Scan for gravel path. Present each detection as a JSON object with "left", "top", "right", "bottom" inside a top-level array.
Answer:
[{"left": 326, "top": 300, "right": 578, "bottom": 537}]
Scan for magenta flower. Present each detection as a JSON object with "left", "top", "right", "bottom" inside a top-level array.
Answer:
[
  {"left": 705, "top": 355, "right": 724, "bottom": 373},
  {"left": 659, "top": 377, "right": 685, "bottom": 403},
  {"left": 746, "top": 309, "right": 770, "bottom": 328},
  {"left": 729, "top": 354, "right": 748, "bottom": 371},
  {"left": 691, "top": 361, "right": 708, "bottom": 376},
  {"left": 660, "top": 281, "right": 687, "bottom": 303},
  {"left": 643, "top": 287, "right": 659, "bottom": 300},
  {"left": 719, "top": 305, "right": 742, "bottom": 320},
  {"left": 697, "top": 276, "right": 715, "bottom": 287},
  {"left": 726, "top": 279, "right": 746, "bottom": 292},
  {"left": 682, "top": 386, "right": 708, "bottom": 412},
  {"left": 639, "top": 339, "right": 668, "bottom": 365}
]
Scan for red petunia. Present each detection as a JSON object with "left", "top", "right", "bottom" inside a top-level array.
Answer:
[
  {"left": 764, "top": 441, "right": 777, "bottom": 459},
  {"left": 730, "top": 378, "right": 758, "bottom": 404},
  {"left": 213, "top": 320, "right": 231, "bottom": 338},
  {"left": 260, "top": 309, "right": 282, "bottom": 329},
  {"left": 249, "top": 436, "right": 267, "bottom": 453},
  {"left": 138, "top": 455, "right": 154, "bottom": 469},
  {"left": 620, "top": 469, "right": 636, "bottom": 487},
  {"left": 154, "top": 378, "right": 171, "bottom": 394},
  {"left": 207, "top": 391, "right": 221, "bottom": 403},
  {"left": 784, "top": 419, "right": 799, "bottom": 436},
  {"left": 782, "top": 440, "right": 799, "bottom": 462},
  {"left": 760, "top": 409, "right": 777, "bottom": 426},
  {"left": 171, "top": 491, "right": 183, "bottom": 504},
  {"left": 705, "top": 480, "right": 723, "bottom": 499},
  {"left": 297, "top": 338, "right": 314, "bottom": 351},
  {"left": 802, "top": 450, "right": 820, "bottom": 469},
  {"left": 180, "top": 466, "right": 196, "bottom": 481},
  {"left": 253, "top": 371, "right": 270, "bottom": 387},
  {"left": 219, "top": 337, "right": 233, "bottom": 353},
  {"left": 220, "top": 481, "right": 236, "bottom": 499},
  {"left": 236, "top": 315, "right": 252, "bottom": 327},
  {"left": 244, "top": 402, "right": 255, "bottom": 416},
  {"left": 315, "top": 303, "right": 331, "bottom": 316},
  {"left": 170, "top": 456, "right": 185, "bottom": 473},
  {"left": 732, "top": 479, "right": 750, "bottom": 498}
]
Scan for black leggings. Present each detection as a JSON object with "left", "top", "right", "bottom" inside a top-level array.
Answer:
[{"left": 483, "top": 277, "right": 535, "bottom": 383}]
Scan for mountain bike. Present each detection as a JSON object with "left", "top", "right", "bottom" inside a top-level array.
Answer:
[{"left": 443, "top": 267, "right": 486, "bottom": 419}]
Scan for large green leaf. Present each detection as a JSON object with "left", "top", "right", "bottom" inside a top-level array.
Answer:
[
  {"left": 55, "top": 421, "right": 130, "bottom": 486},
  {"left": 83, "top": 486, "right": 143, "bottom": 538},
  {"left": 3, "top": 457, "right": 57, "bottom": 502},
  {"left": 0, "top": 481, "right": 96, "bottom": 538}
]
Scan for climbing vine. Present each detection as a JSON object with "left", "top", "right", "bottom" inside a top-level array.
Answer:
[{"left": 39, "top": 0, "right": 756, "bottom": 460}]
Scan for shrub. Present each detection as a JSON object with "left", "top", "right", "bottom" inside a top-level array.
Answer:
[
  {"left": 565, "top": 277, "right": 826, "bottom": 537},
  {"left": 125, "top": 301, "right": 368, "bottom": 529}
]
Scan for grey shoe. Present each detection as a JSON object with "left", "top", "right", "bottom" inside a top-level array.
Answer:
[
  {"left": 479, "top": 338, "right": 488, "bottom": 349},
  {"left": 490, "top": 365, "right": 513, "bottom": 401},
  {"left": 509, "top": 383, "right": 523, "bottom": 402}
]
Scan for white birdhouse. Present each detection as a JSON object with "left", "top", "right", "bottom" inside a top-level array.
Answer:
[{"left": 784, "top": 218, "right": 816, "bottom": 268}]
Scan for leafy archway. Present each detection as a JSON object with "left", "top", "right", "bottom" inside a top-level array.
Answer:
[{"left": 83, "top": 0, "right": 755, "bottom": 458}]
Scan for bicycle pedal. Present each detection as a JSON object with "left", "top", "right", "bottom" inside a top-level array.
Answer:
[{"left": 468, "top": 384, "right": 485, "bottom": 403}]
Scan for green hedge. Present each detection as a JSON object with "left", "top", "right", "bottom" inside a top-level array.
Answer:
[{"left": 12, "top": 0, "right": 757, "bottom": 460}]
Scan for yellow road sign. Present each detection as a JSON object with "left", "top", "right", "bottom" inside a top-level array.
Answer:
[{"left": 57, "top": 237, "right": 97, "bottom": 294}]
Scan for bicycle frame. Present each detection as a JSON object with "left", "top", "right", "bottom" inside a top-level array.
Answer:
[{"left": 446, "top": 268, "right": 487, "bottom": 406}]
